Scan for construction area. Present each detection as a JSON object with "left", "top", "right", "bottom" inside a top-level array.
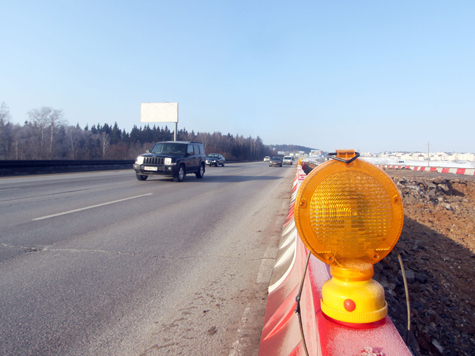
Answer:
[{"left": 379, "top": 169, "right": 475, "bottom": 355}]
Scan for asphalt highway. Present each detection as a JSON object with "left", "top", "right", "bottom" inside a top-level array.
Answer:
[{"left": 0, "top": 162, "right": 295, "bottom": 355}]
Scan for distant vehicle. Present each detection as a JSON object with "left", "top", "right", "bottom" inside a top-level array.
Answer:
[
  {"left": 269, "top": 156, "right": 283, "bottom": 167},
  {"left": 133, "top": 141, "right": 206, "bottom": 182},
  {"left": 206, "top": 153, "right": 225, "bottom": 167},
  {"left": 263, "top": 156, "right": 270, "bottom": 162},
  {"left": 283, "top": 156, "right": 293, "bottom": 165}
]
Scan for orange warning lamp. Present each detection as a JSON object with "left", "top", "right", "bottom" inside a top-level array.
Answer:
[{"left": 294, "top": 150, "right": 404, "bottom": 325}]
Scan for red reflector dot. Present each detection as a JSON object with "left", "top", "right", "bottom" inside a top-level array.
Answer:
[{"left": 344, "top": 299, "right": 356, "bottom": 312}]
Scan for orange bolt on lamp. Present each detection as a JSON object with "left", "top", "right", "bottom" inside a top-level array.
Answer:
[{"left": 294, "top": 149, "right": 404, "bottom": 326}]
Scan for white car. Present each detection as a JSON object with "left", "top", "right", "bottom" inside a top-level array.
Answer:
[{"left": 283, "top": 156, "right": 293, "bottom": 165}]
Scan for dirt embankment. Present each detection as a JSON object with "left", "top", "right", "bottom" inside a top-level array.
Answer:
[{"left": 374, "top": 169, "right": 475, "bottom": 356}]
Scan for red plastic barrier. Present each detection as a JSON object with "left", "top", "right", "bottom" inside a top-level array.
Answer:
[{"left": 259, "top": 238, "right": 318, "bottom": 355}]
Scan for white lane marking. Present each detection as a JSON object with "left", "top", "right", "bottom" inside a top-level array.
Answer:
[
  {"left": 256, "top": 246, "right": 279, "bottom": 284},
  {"left": 256, "top": 258, "right": 276, "bottom": 284},
  {"left": 32, "top": 193, "right": 153, "bottom": 221},
  {"left": 229, "top": 303, "right": 252, "bottom": 356},
  {"left": 264, "top": 246, "right": 278, "bottom": 259}
]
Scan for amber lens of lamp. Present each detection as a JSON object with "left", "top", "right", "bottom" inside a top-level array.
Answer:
[{"left": 295, "top": 158, "right": 404, "bottom": 265}]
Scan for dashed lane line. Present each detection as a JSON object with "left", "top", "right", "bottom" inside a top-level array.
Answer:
[{"left": 32, "top": 193, "right": 153, "bottom": 221}]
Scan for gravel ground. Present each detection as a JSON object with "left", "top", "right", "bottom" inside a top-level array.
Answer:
[{"left": 375, "top": 169, "right": 475, "bottom": 356}]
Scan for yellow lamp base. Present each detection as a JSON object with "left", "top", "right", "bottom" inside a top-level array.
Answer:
[{"left": 321, "top": 264, "right": 388, "bottom": 324}]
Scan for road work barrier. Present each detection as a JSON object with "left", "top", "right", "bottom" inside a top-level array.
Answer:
[
  {"left": 377, "top": 164, "right": 475, "bottom": 176},
  {"left": 259, "top": 154, "right": 412, "bottom": 356}
]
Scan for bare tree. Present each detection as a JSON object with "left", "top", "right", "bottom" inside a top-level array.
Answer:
[
  {"left": 65, "top": 125, "right": 83, "bottom": 159},
  {"left": 0, "top": 102, "right": 12, "bottom": 159},
  {"left": 28, "top": 107, "right": 65, "bottom": 159},
  {"left": 0, "top": 102, "right": 10, "bottom": 126},
  {"left": 100, "top": 131, "right": 110, "bottom": 159},
  {"left": 13, "top": 122, "right": 36, "bottom": 159}
]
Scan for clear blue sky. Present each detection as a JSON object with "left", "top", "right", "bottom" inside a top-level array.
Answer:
[{"left": 1, "top": 0, "right": 474, "bottom": 153}]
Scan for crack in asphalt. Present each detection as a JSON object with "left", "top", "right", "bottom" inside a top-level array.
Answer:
[{"left": 1, "top": 243, "right": 43, "bottom": 252}]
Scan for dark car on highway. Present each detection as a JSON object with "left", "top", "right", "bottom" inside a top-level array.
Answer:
[
  {"left": 269, "top": 156, "right": 283, "bottom": 167},
  {"left": 206, "top": 153, "right": 225, "bottom": 167},
  {"left": 133, "top": 141, "right": 206, "bottom": 182}
]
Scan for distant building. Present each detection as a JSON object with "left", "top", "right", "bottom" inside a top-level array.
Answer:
[{"left": 333, "top": 150, "right": 474, "bottom": 162}]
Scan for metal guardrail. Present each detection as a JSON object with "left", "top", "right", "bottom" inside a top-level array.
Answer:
[
  {"left": 0, "top": 160, "right": 135, "bottom": 176},
  {"left": 0, "top": 160, "right": 135, "bottom": 168}
]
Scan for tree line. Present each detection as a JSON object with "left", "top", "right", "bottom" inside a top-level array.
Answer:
[{"left": 0, "top": 103, "right": 290, "bottom": 161}]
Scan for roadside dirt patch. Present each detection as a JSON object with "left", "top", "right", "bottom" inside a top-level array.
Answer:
[{"left": 375, "top": 169, "right": 475, "bottom": 356}]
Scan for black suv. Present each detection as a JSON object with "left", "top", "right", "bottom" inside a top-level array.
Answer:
[{"left": 133, "top": 141, "right": 206, "bottom": 182}]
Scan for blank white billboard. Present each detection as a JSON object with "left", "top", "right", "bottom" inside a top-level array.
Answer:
[{"left": 140, "top": 102, "right": 178, "bottom": 123}]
